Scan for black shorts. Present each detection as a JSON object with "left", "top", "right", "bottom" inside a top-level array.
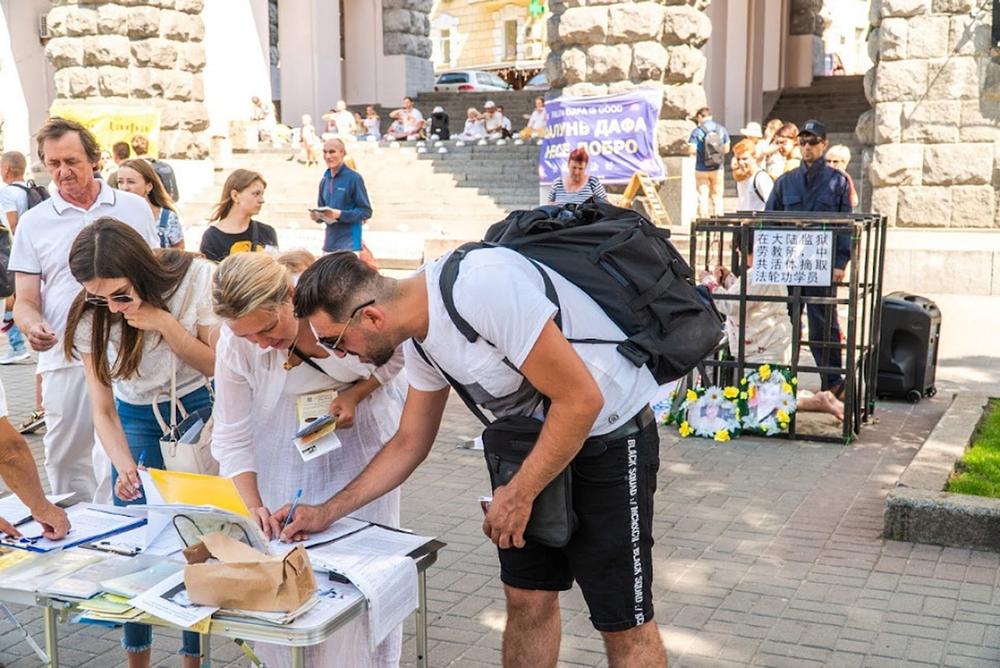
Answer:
[{"left": 497, "top": 415, "right": 660, "bottom": 633}]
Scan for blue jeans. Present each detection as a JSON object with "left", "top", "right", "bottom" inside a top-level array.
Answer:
[
  {"left": 114, "top": 385, "right": 212, "bottom": 656},
  {"left": 2, "top": 311, "right": 24, "bottom": 352}
]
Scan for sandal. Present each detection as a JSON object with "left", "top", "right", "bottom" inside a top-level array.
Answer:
[{"left": 18, "top": 409, "right": 45, "bottom": 435}]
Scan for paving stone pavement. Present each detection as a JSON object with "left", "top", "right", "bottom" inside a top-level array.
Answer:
[{"left": 1, "top": 335, "right": 998, "bottom": 666}]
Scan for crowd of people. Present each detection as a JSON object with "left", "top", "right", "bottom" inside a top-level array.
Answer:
[
  {"left": 0, "top": 96, "right": 866, "bottom": 667},
  {"left": 0, "top": 114, "right": 670, "bottom": 667},
  {"left": 688, "top": 106, "right": 858, "bottom": 218}
]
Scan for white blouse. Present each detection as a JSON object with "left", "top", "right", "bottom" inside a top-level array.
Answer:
[
  {"left": 74, "top": 258, "right": 218, "bottom": 405},
  {"left": 210, "top": 326, "right": 406, "bottom": 518}
]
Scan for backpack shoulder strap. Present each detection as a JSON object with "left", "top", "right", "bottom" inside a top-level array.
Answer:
[
  {"left": 439, "top": 245, "right": 562, "bottom": 346},
  {"left": 411, "top": 339, "right": 492, "bottom": 427}
]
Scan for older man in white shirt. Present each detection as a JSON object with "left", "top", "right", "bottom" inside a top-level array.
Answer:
[{"left": 9, "top": 118, "right": 158, "bottom": 500}]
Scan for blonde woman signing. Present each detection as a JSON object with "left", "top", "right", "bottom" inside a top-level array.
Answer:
[{"left": 210, "top": 250, "right": 406, "bottom": 667}]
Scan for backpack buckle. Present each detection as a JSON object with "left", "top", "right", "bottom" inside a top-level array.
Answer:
[{"left": 616, "top": 340, "right": 649, "bottom": 368}]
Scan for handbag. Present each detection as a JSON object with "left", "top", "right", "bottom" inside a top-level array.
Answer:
[
  {"left": 154, "top": 354, "right": 219, "bottom": 475},
  {"left": 412, "top": 342, "right": 577, "bottom": 548}
]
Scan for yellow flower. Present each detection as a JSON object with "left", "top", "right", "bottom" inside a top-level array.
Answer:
[
  {"left": 686, "top": 389, "right": 698, "bottom": 402},
  {"left": 748, "top": 386, "right": 757, "bottom": 399},
  {"left": 782, "top": 382, "right": 793, "bottom": 395},
  {"left": 758, "top": 364, "right": 772, "bottom": 381},
  {"left": 779, "top": 422, "right": 789, "bottom": 431},
  {"left": 740, "top": 377, "right": 748, "bottom": 386},
  {"left": 739, "top": 391, "right": 748, "bottom": 400},
  {"left": 715, "top": 429, "right": 731, "bottom": 442},
  {"left": 723, "top": 386, "right": 739, "bottom": 399},
  {"left": 777, "top": 410, "right": 790, "bottom": 423},
  {"left": 792, "top": 377, "right": 799, "bottom": 385},
  {"left": 679, "top": 421, "right": 693, "bottom": 437}
]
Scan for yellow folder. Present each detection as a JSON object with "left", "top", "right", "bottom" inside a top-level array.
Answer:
[{"left": 146, "top": 468, "right": 250, "bottom": 517}]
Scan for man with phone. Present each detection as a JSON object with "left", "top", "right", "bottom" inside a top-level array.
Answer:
[{"left": 309, "top": 138, "right": 372, "bottom": 254}]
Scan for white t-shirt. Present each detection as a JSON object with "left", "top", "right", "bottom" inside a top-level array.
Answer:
[
  {"left": 73, "top": 258, "right": 218, "bottom": 405},
  {"left": 403, "top": 248, "right": 657, "bottom": 437},
  {"left": 8, "top": 181, "right": 159, "bottom": 373},
  {"left": 0, "top": 182, "right": 29, "bottom": 220},
  {"left": 527, "top": 109, "right": 547, "bottom": 131},
  {"left": 736, "top": 170, "right": 774, "bottom": 212}
]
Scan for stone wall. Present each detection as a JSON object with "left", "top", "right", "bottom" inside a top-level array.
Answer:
[
  {"left": 858, "top": 0, "right": 999, "bottom": 227},
  {"left": 383, "top": 0, "right": 432, "bottom": 59},
  {"left": 545, "top": 0, "right": 711, "bottom": 159},
  {"left": 44, "top": 0, "right": 209, "bottom": 159}
]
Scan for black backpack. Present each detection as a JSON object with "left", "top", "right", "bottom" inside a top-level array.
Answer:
[
  {"left": 438, "top": 199, "right": 724, "bottom": 384},
  {"left": 699, "top": 124, "right": 726, "bottom": 170},
  {"left": 148, "top": 159, "right": 180, "bottom": 202},
  {"left": 13, "top": 181, "right": 50, "bottom": 210}
]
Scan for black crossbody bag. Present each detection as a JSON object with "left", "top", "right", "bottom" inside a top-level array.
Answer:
[{"left": 412, "top": 342, "right": 578, "bottom": 548}]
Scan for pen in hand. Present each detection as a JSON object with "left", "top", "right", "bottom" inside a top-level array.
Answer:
[{"left": 281, "top": 489, "right": 303, "bottom": 539}]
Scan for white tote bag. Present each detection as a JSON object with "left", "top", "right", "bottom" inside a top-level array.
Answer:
[{"left": 154, "top": 355, "right": 219, "bottom": 475}]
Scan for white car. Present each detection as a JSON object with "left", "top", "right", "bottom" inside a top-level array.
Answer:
[{"left": 433, "top": 70, "right": 512, "bottom": 92}]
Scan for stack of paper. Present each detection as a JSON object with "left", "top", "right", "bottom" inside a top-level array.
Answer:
[
  {"left": 0, "top": 493, "right": 75, "bottom": 526},
  {"left": 101, "top": 560, "right": 184, "bottom": 598},
  {"left": 76, "top": 594, "right": 146, "bottom": 625},
  {"left": 130, "top": 571, "right": 218, "bottom": 633},
  {"left": 43, "top": 553, "right": 137, "bottom": 599},
  {"left": 5, "top": 506, "right": 145, "bottom": 553}
]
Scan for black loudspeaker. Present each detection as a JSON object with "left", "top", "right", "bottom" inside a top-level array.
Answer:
[{"left": 876, "top": 292, "right": 941, "bottom": 403}]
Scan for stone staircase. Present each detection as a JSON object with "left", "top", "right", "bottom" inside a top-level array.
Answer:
[
  {"left": 175, "top": 141, "right": 524, "bottom": 267},
  {"left": 765, "top": 75, "right": 870, "bottom": 133},
  {"left": 415, "top": 142, "right": 541, "bottom": 211}
]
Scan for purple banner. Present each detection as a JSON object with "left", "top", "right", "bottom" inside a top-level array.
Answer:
[{"left": 538, "top": 88, "right": 666, "bottom": 185}]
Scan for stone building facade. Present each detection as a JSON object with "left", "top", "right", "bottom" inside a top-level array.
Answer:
[
  {"left": 546, "top": 0, "right": 710, "bottom": 163},
  {"left": 858, "top": 0, "right": 999, "bottom": 228},
  {"left": 44, "top": 0, "right": 210, "bottom": 159}
]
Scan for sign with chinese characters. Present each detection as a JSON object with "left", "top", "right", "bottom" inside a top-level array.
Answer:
[{"left": 751, "top": 229, "right": 833, "bottom": 286}]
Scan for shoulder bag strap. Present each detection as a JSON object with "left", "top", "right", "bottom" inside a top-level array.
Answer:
[
  {"left": 411, "top": 340, "right": 492, "bottom": 427},
  {"left": 289, "top": 345, "right": 331, "bottom": 377},
  {"left": 249, "top": 220, "right": 260, "bottom": 251}
]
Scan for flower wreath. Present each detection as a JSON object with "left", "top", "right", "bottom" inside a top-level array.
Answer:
[
  {"left": 737, "top": 364, "right": 798, "bottom": 436},
  {"left": 669, "top": 364, "right": 798, "bottom": 440},
  {"left": 670, "top": 385, "right": 742, "bottom": 442}
]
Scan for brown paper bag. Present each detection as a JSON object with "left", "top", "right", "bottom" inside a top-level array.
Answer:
[{"left": 183, "top": 532, "right": 316, "bottom": 612}]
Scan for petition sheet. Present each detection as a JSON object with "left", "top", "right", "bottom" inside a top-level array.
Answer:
[
  {"left": 0, "top": 493, "right": 75, "bottom": 526},
  {"left": 268, "top": 516, "right": 369, "bottom": 555},
  {"left": 131, "top": 570, "right": 218, "bottom": 630},
  {"left": 320, "top": 552, "right": 417, "bottom": 647},
  {"left": 332, "top": 525, "right": 431, "bottom": 557}
]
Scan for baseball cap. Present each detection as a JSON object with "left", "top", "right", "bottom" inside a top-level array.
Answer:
[
  {"left": 432, "top": 106, "right": 444, "bottom": 114},
  {"left": 800, "top": 119, "right": 827, "bottom": 140}
]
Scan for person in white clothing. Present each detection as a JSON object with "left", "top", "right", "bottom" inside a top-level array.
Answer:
[
  {"left": 62, "top": 218, "right": 215, "bottom": 668},
  {"left": 9, "top": 117, "right": 159, "bottom": 500},
  {"left": 210, "top": 251, "right": 407, "bottom": 668},
  {"left": 284, "top": 250, "right": 667, "bottom": 667},
  {"left": 732, "top": 138, "right": 773, "bottom": 212},
  {"left": 518, "top": 96, "right": 547, "bottom": 140}
]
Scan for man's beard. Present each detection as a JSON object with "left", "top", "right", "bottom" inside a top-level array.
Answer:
[{"left": 364, "top": 330, "right": 397, "bottom": 367}]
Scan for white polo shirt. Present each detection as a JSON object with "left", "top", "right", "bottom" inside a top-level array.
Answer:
[
  {"left": 8, "top": 181, "right": 158, "bottom": 373},
  {"left": 403, "top": 247, "right": 657, "bottom": 437}
]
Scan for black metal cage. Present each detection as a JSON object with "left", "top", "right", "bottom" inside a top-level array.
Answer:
[{"left": 689, "top": 211, "right": 888, "bottom": 443}]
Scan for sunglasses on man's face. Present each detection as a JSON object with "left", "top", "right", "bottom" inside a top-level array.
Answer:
[
  {"left": 315, "top": 299, "right": 376, "bottom": 354},
  {"left": 85, "top": 292, "right": 134, "bottom": 307},
  {"left": 798, "top": 136, "right": 823, "bottom": 147}
]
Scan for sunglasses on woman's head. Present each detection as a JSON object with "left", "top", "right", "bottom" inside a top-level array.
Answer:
[{"left": 85, "top": 293, "right": 134, "bottom": 307}]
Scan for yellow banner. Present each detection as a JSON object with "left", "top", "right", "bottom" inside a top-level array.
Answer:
[{"left": 48, "top": 103, "right": 161, "bottom": 156}]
